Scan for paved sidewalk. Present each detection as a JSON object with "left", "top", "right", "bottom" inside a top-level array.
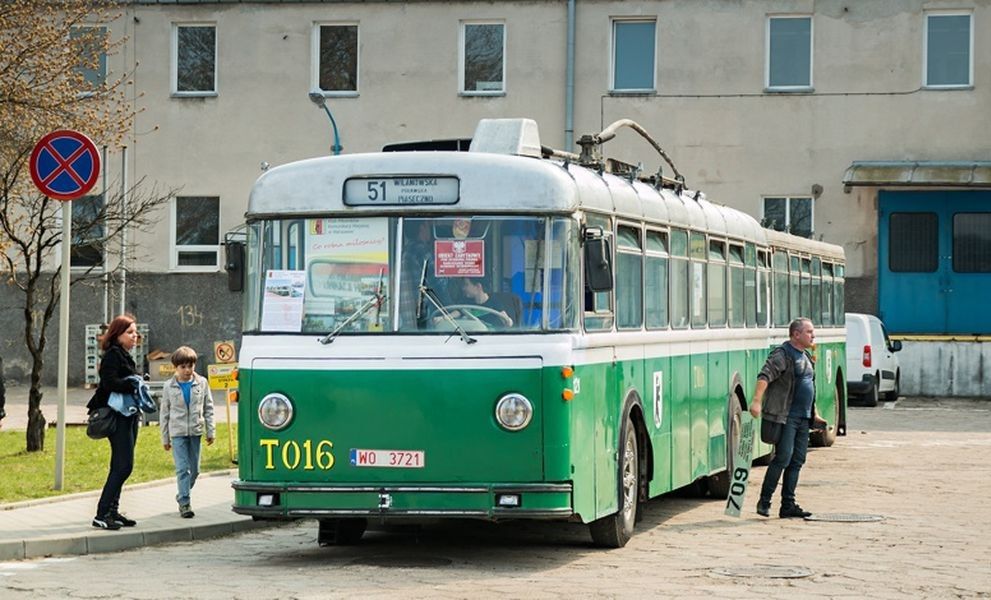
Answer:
[{"left": 0, "top": 470, "right": 270, "bottom": 561}]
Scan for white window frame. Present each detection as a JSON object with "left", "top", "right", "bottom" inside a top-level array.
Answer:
[
  {"left": 311, "top": 22, "right": 360, "bottom": 98},
  {"left": 923, "top": 11, "right": 973, "bottom": 89},
  {"left": 761, "top": 196, "right": 815, "bottom": 237},
  {"left": 170, "top": 196, "right": 221, "bottom": 272},
  {"left": 459, "top": 20, "right": 507, "bottom": 96},
  {"left": 765, "top": 14, "right": 813, "bottom": 91},
  {"left": 171, "top": 22, "right": 218, "bottom": 97},
  {"left": 610, "top": 18, "right": 657, "bottom": 93},
  {"left": 70, "top": 25, "right": 108, "bottom": 96}
]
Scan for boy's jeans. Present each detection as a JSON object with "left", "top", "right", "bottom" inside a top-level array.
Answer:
[{"left": 171, "top": 436, "right": 202, "bottom": 506}]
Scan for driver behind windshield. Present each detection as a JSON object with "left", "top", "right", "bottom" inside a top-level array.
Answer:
[{"left": 457, "top": 278, "right": 521, "bottom": 328}]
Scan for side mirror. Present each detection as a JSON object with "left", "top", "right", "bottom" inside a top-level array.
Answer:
[
  {"left": 225, "top": 240, "right": 245, "bottom": 292},
  {"left": 583, "top": 227, "right": 613, "bottom": 292},
  {"left": 890, "top": 340, "right": 902, "bottom": 352}
]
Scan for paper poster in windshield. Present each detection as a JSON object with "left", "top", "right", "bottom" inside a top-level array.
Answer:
[{"left": 434, "top": 240, "right": 484, "bottom": 277}]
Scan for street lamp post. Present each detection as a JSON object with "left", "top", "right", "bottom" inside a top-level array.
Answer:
[{"left": 308, "top": 89, "right": 342, "bottom": 156}]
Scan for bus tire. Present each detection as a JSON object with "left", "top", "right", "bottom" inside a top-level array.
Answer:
[
  {"left": 706, "top": 392, "right": 743, "bottom": 499},
  {"left": 317, "top": 517, "right": 367, "bottom": 546},
  {"left": 589, "top": 413, "right": 638, "bottom": 548}
]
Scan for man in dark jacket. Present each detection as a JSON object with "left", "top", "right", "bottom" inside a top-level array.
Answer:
[{"left": 749, "top": 317, "right": 827, "bottom": 518}]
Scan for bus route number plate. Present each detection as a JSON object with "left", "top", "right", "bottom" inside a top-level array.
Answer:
[
  {"left": 724, "top": 413, "right": 756, "bottom": 518},
  {"left": 350, "top": 448, "right": 425, "bottom": 468},
  {"left": 343, "top": 176, "right": 459, "bottom": 206}
]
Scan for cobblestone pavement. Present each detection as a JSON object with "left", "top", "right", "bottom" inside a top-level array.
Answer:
[{"left": 1, "top": 399, "right": 989, "bottom": 599}]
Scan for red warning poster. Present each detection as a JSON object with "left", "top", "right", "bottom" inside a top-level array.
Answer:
[{"left": 434, "top": 240, "right": 485, "bottom": 277}]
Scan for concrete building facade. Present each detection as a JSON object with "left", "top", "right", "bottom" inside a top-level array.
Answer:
[{"left": 2, "top": 0, "right": 988, "bottom": 393}]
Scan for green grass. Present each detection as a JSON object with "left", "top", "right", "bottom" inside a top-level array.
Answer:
[{"left": 0, "top": 423, "right": 237, "bottom": 504}]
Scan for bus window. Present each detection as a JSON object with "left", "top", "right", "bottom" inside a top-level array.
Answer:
[
  {"left": 785, "top": 256, "right": 802, "bottom": 325},
  {"left": 834, "top": 265, "right": 845, "bottom": 323},
  {"left": 645, "top": 230, "right": 669, "bottom": 329},
  {"left": 757, "top": 248, "right": 770, "bottom": 327},
  {"left": 547, "top": 218, "right": 581, "bottom": 330},
  {"left": 616, "top": 225, "right": 643, "bottom": 330},
  {"left": 707, "top": 239, "right": 727, "bottom": 327},
  {"left": 690, "top": 232, "right": 707, "bottom": 328},
  {"left": 822, "top": 262, "right": 834, "bottom": 326},
  {"left": 584, "top": 214, "right": 614, "bottom": 331},
  {"left": 801, "top": 258, "right": 812, "bottom": 318},
  {"left": 670, "top": 229, "right": 689, "bottom": 329},
  {"left": 772, "top": 250, "right": 789, "bottom": 327},
  {"left": 811, "top": 258, "right": 822, "bottom": 326},
  {"left": 728, "top": 244, "right": 745, "bottom": 328}
]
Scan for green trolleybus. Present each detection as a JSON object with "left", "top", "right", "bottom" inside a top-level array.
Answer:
[{"left": 232, "top": 118, "right": 846, "bottom": 547}]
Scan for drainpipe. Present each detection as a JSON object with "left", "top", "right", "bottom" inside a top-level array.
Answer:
[{"left": 565, "top": 0, "right": 576, "bottom": 151}]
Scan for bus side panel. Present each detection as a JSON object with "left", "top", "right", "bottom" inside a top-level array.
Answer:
[
  {"left": 669, "top": 353, "right": 692, "bottom": 489},
  {"left": 571, "top": 359, "right": 614, "bottom": 521},
  {"left": 237, "top": 369, "right": 255, "bottom": 479},
  {"left": 707, "top": 348, "right": 729, "bottom": 474},
  {"left": 542, "top": 366, "right": 573, "bottom": 484},
  {"left": 645, "top": 352, "right": 673, "bottom": 498},
  {"left": 689, "top": 342, "right": 710, "bottom": 481}
]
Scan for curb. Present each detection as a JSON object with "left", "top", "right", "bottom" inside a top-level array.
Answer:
[{"left": 0, "top": 517, "right": 277, "bottom": 561}]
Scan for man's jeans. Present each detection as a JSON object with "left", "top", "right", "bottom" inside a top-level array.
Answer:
[
  {"left": 171, "top": 435, "right": 202, "bottom": 506},
  {"left": 759, "top": 414, "right": 810, "bottom": 507}
]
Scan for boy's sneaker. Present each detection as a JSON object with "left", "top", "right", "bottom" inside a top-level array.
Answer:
[
  {"left": 110, "top": 511, "right": 137, "bottom": 527},
  {"left": 756, "top": 500, "right": 771, "bottom": 518},
  {"left": 779, "top": 504, "right": 812, "bottom": 518},
  {"left": 179, "top": 504, "right": 195, "bottom": 518},
  {"left": 92, "top": 515, "right": 122, "bottom": 530}
]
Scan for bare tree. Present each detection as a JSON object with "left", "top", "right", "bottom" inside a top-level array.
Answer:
[{"left": 0, "top": 0, "right": 173, "bottom": 451}]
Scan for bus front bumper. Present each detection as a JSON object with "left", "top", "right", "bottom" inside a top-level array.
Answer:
[{"left": 231, "top": 481, "right": 574, "bottom": 520}]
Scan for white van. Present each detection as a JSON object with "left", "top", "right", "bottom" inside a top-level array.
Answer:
[{"left": 845, "top": 313, "right": 902, "bottom": 406}]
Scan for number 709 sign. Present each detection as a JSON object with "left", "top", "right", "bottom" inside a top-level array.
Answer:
[{"left": 724, "top": 413, "right": 757, "bottom": 518}]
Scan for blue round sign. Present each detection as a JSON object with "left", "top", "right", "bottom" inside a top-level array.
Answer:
[{"left": 29, "top": 130, "right": 101, "bottom": 201}]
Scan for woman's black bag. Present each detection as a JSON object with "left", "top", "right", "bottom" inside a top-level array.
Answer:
[
  {"left": 86, "top": 407, "right": 117, "bottom": 440},
  {"left": 760, "top": 419, "right": 783, "bottom": 445}
]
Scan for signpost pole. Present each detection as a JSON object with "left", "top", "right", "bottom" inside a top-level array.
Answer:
[{"left": 54, "top": 201, "right": 71, "bottom": 490}]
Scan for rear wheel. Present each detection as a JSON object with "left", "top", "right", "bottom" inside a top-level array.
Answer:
[
  {"left": 589, "top": 414, "right": 639, "bottom": 548},
  {"left": 706, "top": 393, "right": 743, "bottom": 498},
  {"left": 317, "top": 518, "right": 367, "bottom": 546}
]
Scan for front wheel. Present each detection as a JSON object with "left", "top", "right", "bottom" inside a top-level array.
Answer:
[
  {"left": 589, "top": 414, "right": 638, "bottom": 548},
  {"left": 884, "top": 371, "right": 900, "bottom": 402}
]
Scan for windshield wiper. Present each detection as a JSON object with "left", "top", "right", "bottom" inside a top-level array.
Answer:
[
  {"left": 320, "top": 269, "right": 387, "bottom": 345},
  {"left": 416, "top": 258, "right": 476, "bottom": 345}
]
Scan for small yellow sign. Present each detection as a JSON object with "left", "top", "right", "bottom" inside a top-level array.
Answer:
[
  {"left": 214, "top": 340, "right": 237, "bottom": 364},
  {"left": 207, "top": 363, "right": 238, "bottom": 390}
]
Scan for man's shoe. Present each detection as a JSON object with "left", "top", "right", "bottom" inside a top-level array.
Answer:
[
  {"left": 92, "top": 515, "right": 122, "bottom": 530},
  {"left": 179, "top": 504, "right": 195, "bottom": 518},
  {"left": 110, "top": 511, "right": 137, "bottom": 527},
  {"left": 756, "top": 500, "right": 771, "bottom": 517},
  {"left": 779, "top": 504, "right": 812, "bottom": 518}
]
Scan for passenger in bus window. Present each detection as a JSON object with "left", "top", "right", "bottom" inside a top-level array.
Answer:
[
  {"left": 457, "top": 277, "right": 521, "bottom": 328},
  {"left": 748, "top": 317, "right": 828, "bottom": 519}
]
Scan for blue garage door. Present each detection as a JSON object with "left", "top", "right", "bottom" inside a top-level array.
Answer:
[{"left": 879, "top": 191, "right": 991, "bottom": 334}]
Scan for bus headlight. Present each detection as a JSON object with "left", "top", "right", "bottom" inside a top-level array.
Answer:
[
  {"left": 495, "top": 393, "right": 533, "bottom": 431},
  {"left": 258, "top": 393, "right": 294, "bottom": 430}
]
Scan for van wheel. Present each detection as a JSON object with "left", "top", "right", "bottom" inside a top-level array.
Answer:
[
  {"left": 884, "top": 371, "right": 900, "bottom": 402},
  {"left": 589, "top": 413, "right": 638, "bottom": 548},
  {"left": 706, "top": 393, "right": 743, "bottom": 499}
]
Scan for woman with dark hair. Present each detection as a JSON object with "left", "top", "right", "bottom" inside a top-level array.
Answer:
[{"left": 86, "top": 314, "right": 141, "bottom": 530}]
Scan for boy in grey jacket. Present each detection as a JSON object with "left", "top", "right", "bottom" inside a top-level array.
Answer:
[{"left": 160, "top": 346, "right": 215, "bottom": 518}]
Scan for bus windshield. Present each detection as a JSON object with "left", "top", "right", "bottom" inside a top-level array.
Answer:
[{"left": 243, "top": 215, "right": 580, "bottom": 335}]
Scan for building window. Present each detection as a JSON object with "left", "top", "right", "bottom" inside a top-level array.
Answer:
[
  {"left": 766, "top": 16, "right": 812, "bottom": 90},
  {"left": 315, "top": 24, "right": 358, "bottom": 93},
  {"left": 925, "top": 13, "right": 972, "bottom": 88},
  {"left": 173, "top": 196, "right": 220, "bottom": 269},
  {"left": 889, "top": 212, "right": 938, "bottom": 273},
  {"left": 71, "top": 27, "right": 107, "bottom": 91},
  {"left": 71, "top": 195, "right": 104, "bottom": 269},
  {"left": 953, "top": 213, "right": 991, "bottom": 273},
  {"left": 762, "top": 196, "right": 813, "bottom": 238},
  {"left": 461, "top": 22, "right": 505, "bottom": 94},
  {"left": 173, "top": 24, "right": 216, "bottom": 95},
  {"left": 612, "top": 19, "right": 656, "bottom": 92}
]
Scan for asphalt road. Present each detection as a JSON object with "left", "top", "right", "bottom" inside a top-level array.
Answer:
[{"left": 2, "top": 397, "right": 989, "bottom": 599}]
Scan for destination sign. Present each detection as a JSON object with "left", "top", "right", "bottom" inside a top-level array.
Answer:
[{"left": 343, "top": 176, "right": 460, "bottom": 206}]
